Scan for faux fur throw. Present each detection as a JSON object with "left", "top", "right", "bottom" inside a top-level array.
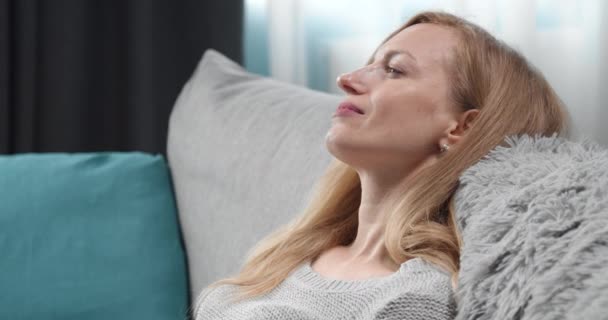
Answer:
[{"left": 453, "top": 133, "right": 608, "bottom": 320}]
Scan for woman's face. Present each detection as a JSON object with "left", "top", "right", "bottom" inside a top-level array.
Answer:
[{"left": 326, "top": 23, "right": 465, "bottom": 175}]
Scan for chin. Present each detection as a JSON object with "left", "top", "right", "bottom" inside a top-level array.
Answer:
[
  {"left": 325, "top": 135, "right": 358, "bottom": 167},
  {"left": 325, "top": 134, "right": 343, "bottom": 159}
]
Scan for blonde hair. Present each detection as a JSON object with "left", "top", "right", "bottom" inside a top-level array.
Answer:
[{"left": 191, "top": 9, "right": 572, "bottom": 313}]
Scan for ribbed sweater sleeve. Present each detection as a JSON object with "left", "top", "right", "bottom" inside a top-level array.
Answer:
[
  {"left": 194, "top": 257, "right": 456, "bottom": 320},
  {"left": 372, "top": 292, "right": 455, "bottom": 320}
]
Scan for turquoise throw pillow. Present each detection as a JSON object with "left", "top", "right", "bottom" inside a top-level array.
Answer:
[{"left": 0, "top": 152, "right": 189, "bottom": 320}]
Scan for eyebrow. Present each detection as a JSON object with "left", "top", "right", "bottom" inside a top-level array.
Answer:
[{"left": 373, "top": 49, "right": 418, "bottom": 64}]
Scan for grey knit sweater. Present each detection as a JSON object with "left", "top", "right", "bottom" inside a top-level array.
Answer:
[{"left": 193, "top": 257, "right": 456, "bottom": 319}]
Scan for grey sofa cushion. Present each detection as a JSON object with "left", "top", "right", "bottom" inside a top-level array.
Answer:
[
  {"left": 453, "top": 133, "right": 608, "bottom": 320},
  {"left": 167, "top": 49, "right": 342, "bottom": 302}
]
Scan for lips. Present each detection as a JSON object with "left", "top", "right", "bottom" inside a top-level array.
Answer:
[{"left": 337, "top": 101, "right": 364, "bottom": 114}]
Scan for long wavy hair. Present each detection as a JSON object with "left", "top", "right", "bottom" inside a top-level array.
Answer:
[{"left": 191, "top": 9, "right": 572, "bottom": 312}]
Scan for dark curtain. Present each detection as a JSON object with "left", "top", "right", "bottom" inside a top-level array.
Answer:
[{"left": 0, "top": 0, "right": 243, "bottom": 155}]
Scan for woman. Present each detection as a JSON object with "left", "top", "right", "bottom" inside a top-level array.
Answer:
[{"left": 192, "top": 10, "right": 571, "bottom": 320}]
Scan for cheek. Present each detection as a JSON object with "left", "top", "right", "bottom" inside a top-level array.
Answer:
[
  {"left": 371, "top": 86, "right": 436, "bottom": 121},
  {"left": 367, "top": 88, "right": 444, "bottom": 146}
]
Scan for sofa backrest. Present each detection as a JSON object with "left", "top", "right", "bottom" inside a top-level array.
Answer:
[{"left": 167, "top": 49, "right": 342, "bottom": 302}]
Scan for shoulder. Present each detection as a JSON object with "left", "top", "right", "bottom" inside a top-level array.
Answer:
[
  {"left": 373, "top": 292, "right": 456, "bottom": 320},
  {"left": 192, "top": 286, "right": 216, "bottom": 318},
  {"left": 373, "top": 265, "right": 456, "bottom": 320},
  {"left": 192, "top": 284, "right": 233, "bottom": 318}
]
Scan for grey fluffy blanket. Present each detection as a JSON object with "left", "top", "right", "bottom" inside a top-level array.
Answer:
[{"left": 453, "top": 133, "right": 608, "bottom": 320}]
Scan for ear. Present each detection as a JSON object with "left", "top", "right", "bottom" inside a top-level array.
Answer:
[{"left": 445, "top": 109, "right": 479, "bottom": 145}]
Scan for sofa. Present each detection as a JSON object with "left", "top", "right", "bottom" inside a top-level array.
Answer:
[{"left": 2, "top": 49, "right": 606, "bottom": 320}]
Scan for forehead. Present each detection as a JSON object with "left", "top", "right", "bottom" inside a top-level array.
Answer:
[{"left": 375, "top": 23, "right": 459, "bottom": 67}]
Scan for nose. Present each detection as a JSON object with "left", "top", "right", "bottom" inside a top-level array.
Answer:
[{"left": 336, "top": 70, "right": 367, "bottom": 95}]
